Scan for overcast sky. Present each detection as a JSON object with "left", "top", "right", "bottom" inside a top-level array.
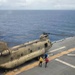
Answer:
[{"left": 0, "top": 0, "right": 75, "bottom": 10}]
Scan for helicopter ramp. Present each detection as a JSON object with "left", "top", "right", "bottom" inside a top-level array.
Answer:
[{"left": 5, "top": 36, "right": 75, "bottom": 75}]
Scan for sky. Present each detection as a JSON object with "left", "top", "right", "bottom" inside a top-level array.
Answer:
[{"left": 0, "top": 0, "right": 75, "bottom": 10}]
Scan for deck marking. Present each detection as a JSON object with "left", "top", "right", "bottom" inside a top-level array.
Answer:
[
  {"left": 5, "top": 48, "right": 75, "bottom": 75},
  {"left": 50, "top": 46, "right": 66, "bottom": 52},
  {"left": 48, "top": 48, "right": 75, "bottom": 61},
  {"left": 67, "top": 54, "right": 75, "bottom": 56},
  {"left": 55, "top": 59, "right": 75, "bottom": 68}
]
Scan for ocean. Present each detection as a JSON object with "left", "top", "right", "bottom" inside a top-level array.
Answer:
[{"left": 0, "top": 10, "right": 75, "bottom": 47}]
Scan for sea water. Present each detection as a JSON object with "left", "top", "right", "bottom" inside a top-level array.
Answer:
[{"left": 0, "top": 10, "right": 75, "bottom": 47}]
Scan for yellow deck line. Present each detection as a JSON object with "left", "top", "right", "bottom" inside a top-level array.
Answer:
[
  {"left": 49, "top": 48, "right": 75, "bottom": 60},
  {"left": 5, "top": 48, "right": 75, "bottom": 75}
]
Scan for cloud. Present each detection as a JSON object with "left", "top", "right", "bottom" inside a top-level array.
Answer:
[
  {"left": 0, "top": 0, "right": 26, "bottom": 9},
  {"left": 0, "top": 0, "right": 75, "bottom": 9},
  {"left": 50, "top": 0, "right": 75, "bottom": 9},
  {"left": 25, "top": 0, "right": 75, "bottom": 9},
  {"left": 7, "top": 0, "right": 26, "bottom": 7},
  {"left": 0, "top": 0, "right": 7, "bottom": 5}
]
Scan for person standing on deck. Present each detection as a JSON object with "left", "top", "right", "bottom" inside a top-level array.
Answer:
[
  {"left": 45, "top": 57, "right": 49, "bottom": 68},
  {"left": 39, "top": 57, "right": 43, "bottom": 67},
  {"left": 44, "top": 53, "right": 48, "bottom": 59}
]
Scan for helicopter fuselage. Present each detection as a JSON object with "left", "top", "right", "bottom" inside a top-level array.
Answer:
[{"left": 0, "top": 34, "right": 52, "bottom": 69}]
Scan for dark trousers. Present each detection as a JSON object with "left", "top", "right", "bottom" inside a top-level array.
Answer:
[
  {"left": 45, "top": 62, "right": 48, "bottom": 68},
  {"left": 39, "top": 61, "right": 42, "bottom": 67}
]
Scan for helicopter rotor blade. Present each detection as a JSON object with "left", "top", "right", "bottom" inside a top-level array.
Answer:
[{"left": 43, "top": 32, "right": 74, "bottom": 37}]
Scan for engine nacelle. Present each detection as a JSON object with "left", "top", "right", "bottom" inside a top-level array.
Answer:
[
  {"left": 2, "top": 50, "right": 10, "bottom": 56},
  {"left": 0, "top": 42, "right": 8, "bottom": 52}
]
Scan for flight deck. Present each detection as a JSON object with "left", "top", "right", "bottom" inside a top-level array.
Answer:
[{"left": 3, "top": 36, "right": 75, "bottom": 75}]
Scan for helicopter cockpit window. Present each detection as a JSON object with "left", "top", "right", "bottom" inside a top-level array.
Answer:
[{"left": 44, "top": 43, "right": 48, "bottom": 48}]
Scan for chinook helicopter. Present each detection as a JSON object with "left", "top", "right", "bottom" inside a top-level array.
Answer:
[
  {"left": 0, "top": 33, "right": 52, "bottom": 69},
  {"left": 0, "top": 32, "right": 74, "bottom": 69}
]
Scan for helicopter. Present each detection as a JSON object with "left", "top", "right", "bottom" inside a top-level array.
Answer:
[
  {"left": 0, "top": 33, "right": 52, "bottom": 69},
  {"left": 0, "top": 32, "right": 74, "bottom": 69}
]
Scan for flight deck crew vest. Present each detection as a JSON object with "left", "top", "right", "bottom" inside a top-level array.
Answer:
[
  {"left": 39, "top": 57, "right": 43, "bottom": 62},
  {"left": 45, "top": 53, "right": 48, "bottom": 58},
  {"left": 45, "top": 58, "right": 49, "bottom": 63}
]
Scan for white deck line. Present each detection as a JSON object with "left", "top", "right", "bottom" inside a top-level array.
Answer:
[
  {"left": 55, "top": 59, "right": 75, "bottom": 69},
  {"left": 67, "top": 54, "right": 75, "bottom": 56},
  {"left": 50, "top": 46, "right": 66, "bottom": 52}
]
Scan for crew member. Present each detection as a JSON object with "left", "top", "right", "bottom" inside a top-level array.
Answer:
[
  {"left": 39, "top": 57, "right": 43, "bottom": 67},
  {"left": 45, "top": 57, "right": 49, "bottom": 68},
  {"left": 44, "top": 53, "right": 48, "bottom": 58}
]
